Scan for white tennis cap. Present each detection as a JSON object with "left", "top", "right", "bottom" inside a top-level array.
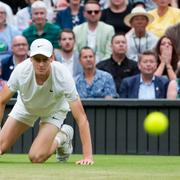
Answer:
[{"left": 30, "top": 38, "right": 53, "bottom": 58}]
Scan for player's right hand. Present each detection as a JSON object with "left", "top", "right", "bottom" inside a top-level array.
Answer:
[{"left": 76, "top": 158, "right": 94, "bottom": 165}]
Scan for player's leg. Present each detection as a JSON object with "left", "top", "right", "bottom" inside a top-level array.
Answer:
[
  {"left": 28, "top": 122, "right": 59, "bottom": 163},
  {"left": 0, "top": 116, "right": 29, "bottom": 155},
  {"left": 28, "top": 123, "right": 74, "bottom": 163},
  {"left": 29, "top": 111, "right": 74, "bottom": 163},
  {"left": 55, "top": 124, "right": 74, "bottom": 162},
  {"left": 47, "top": 111, "right": 74, "bottom": 162}
]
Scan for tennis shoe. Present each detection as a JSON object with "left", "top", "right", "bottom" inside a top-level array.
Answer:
[{"left": 56, "top": 124, "right": 74, "bottom": 162}]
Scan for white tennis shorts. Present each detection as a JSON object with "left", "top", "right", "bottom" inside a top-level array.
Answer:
[{"left": 9, "top": 102, "right": 67, "bottom": 129}]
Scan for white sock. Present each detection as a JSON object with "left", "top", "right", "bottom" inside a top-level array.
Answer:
[{"left": 55, "top": 132, "right": 67, "bottom": 147}]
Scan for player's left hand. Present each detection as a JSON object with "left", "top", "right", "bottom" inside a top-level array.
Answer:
[{"left": 76, "top": 158, "right": 94, "bottom": 165}]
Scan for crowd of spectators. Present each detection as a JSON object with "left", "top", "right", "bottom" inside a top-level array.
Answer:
[{"left": 0, "top": 0, "right": 180, "bottom": 99}]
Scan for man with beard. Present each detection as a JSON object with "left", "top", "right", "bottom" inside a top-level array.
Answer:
[
  {"left": 54, "top": 29, "right": 83, "bottom": 78},
  {"left": 73, "top": 0, "right": 115, "bottom": 64}
]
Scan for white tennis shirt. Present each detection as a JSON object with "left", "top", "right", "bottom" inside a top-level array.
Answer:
[{"left": 7, "top": 58, "right": 78, "bottom": 116}]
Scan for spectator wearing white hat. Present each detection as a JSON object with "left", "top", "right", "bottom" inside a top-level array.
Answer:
[{"left": 124, "top": 6, "right": 158, "bottom": 62}]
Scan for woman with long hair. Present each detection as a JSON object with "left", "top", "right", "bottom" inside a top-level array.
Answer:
[{"left": 154, "top": 35, "right": 179, "bottom": 80}]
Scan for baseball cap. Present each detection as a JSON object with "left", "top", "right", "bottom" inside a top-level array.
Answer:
[{"left": 30, "top": 38, "right": 53, "bottom": 58}]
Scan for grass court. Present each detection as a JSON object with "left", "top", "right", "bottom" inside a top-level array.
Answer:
[{"left": 0, "top": 154, "right": 180, "bottom": 180}]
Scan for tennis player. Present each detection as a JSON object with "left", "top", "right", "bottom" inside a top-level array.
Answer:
[{"left": 0, "top": 38, "right": 93, "bottom": 165}]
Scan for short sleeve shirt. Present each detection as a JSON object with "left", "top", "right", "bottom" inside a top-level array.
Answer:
[
  {"left": 7, "top": 59, "right": 78, "bottom": 116},
  {"left": 75, "top": 69, "right": 117, "bottom": 98}
]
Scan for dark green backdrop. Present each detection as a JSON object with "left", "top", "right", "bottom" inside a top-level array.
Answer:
[{"left": 3, "top": 99, "right": 180, "bottom": 155}]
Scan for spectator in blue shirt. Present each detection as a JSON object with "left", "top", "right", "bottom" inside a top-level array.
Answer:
[{"left": 75, "top": 46, "right": 117, "bottom": 98}]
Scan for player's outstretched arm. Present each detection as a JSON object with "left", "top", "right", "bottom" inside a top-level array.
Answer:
[
  {"left": 69, "top": 97, "right": 94, "bottom": 165},
  {"left": 0, "top": 84, "right": 14, "bottom": 125}
]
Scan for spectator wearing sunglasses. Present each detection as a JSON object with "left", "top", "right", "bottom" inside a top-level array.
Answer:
[{"left": 73, "top": 0, "right": 115, "bottom": 64}]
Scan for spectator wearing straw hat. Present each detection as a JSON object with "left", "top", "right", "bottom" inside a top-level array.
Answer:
[{"left": 124, "top": 6, "right": 158, "bottom": 62}]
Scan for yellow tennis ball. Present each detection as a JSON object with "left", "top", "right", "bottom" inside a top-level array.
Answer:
[{"left": 144, "top": 112, "right": 169, "bottom": 135}]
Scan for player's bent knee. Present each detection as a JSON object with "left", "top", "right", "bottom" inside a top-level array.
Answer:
[
  {"left": 0, "top": 140, "right": 9, "bottom": 155},
  {"left": 28, "top": 152, "right": 48, "bottom": 163},
  {"left": 28, "top": 154, "right": 44, "bottom": 163},
  {"left": 0, "top": 146, "right": 3, "bottom": 155}
]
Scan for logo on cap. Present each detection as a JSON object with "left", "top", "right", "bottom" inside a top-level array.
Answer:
[{"left": 37, "top": 45, "right": 43, "bottom": 48}]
